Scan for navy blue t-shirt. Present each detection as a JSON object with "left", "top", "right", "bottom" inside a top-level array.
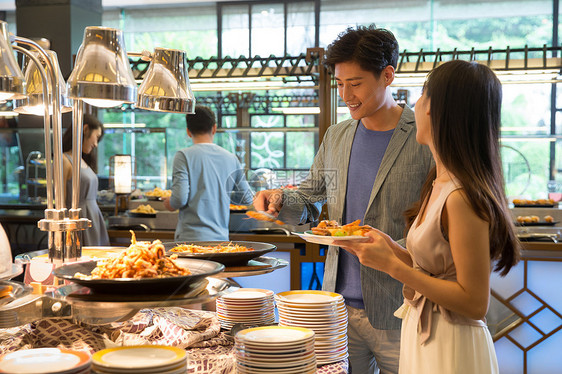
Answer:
[{"left": 336, "top": 121, "right": 394, "bottom": 309}]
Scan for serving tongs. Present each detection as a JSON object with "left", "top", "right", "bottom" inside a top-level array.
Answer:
[
  {"left": 0, "top": 293, "right": 72, "bottom": 328},
  {"left": 244, "top": 206, "right": 294, "bottom": 232},
  {"left": 517, "top": 232, "right": 559, "bottom": 242}
]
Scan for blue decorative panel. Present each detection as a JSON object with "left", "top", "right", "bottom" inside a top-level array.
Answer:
[
  {"left": 528, "top": 261, "right": 562, "bottom": 312},
  {"left": 491, "top": 261, "right": 524, "bottom": 299},
  {"left": 527, "top": 328, "right": 562, "bottom": 374},
  {"left": 491, "top": 256, "right": 562, "bottom": 374},
  {"left": 495, "top": 337, "right": 523, "bottom": 374},
  {"left": 509, "top": 322, "right": 543, "bottom": 349},
  {"left": 528, "top": 308, "right": 562, "bottom": 335},
  {"left": 511, "top": 291, "right": 543, "bottom": 316}
]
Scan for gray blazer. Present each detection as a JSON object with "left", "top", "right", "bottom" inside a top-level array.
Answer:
[{"left": 280, "top": 105, "right": 433, "bottom": 330}]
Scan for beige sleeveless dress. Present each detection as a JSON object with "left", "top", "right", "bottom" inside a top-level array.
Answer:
[{"left": 395, "top": 179, "right": 499, "bottom": 373}]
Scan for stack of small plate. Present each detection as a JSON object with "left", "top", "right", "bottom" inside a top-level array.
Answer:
[
  {"left": 235, "top": 325, "right": 316, "bottom": 373},
  {"left": 91, "top": 346, "right": 187, "bottom": 374},
  {"left": 216, "top": 288, "right": 275, "bottom": 330},
  {"left": 0, "top": 348, "right": 91, "bottom": 374},
  {"left": 275, "top": 290, "right": 348, "bottom": 365}
]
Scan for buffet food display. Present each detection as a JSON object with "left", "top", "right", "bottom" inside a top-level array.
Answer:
[
  {"left": 130, "top": 204, "right": 157, "bottom": 215},
  {"left": 516, "top": 215, "right": 555, "bottom": 224},
  {"left": 144, "top": 187, "right": 172, "bottom": 199},
  {"left": 512, "top": 198, "right": 556, "bottom": 207}
]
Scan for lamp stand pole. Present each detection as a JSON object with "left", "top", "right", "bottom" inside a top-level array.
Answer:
[{"left": 13, "top": 36, "right": 90, "bottom": 263}]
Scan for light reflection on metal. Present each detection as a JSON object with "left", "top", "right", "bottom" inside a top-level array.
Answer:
[
  {"left": 7, "top": 21, "right": 91, "bottom": 264},
  {"left": 136, "top": 48, "right": 195, "bottom": 113},
  {"left": 67, "top": 26, "right": 137, "bottom": 108},
  {"left": 0, "top": 21, "right": 26, "bottom": 101},
  {"left": 13, "top": 49, "right": 72, "bottom": 115}
]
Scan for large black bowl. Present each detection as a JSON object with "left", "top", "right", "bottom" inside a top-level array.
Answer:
[{"left": 53, "top": 258, "right": 224, "bottom": 294}]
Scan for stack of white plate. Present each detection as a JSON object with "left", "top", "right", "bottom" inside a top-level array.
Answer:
[
  {"left": 216, "top": 288, "right": 275, "bottom": 330},
  {"left": 235, "top": 325, "right": 317, "bottom": 373},
  {"left": 275, "top": 290, "right": 348, "bottom": 365},
  {"left": 0, "top": 348, "right": 91, "bottom": 374},
  {"left": 91, "top": 346, "right": 187, "bottom": 374}
]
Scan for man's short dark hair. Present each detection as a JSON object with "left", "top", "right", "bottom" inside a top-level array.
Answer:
[
  {"left": 324, "top": 24, "right": 399, "bottom": 78},
  {"left": 186, "top": 105, "right": 216, "bottom": 135}
]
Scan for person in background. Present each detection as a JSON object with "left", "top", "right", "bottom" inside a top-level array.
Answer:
[
  {"left": 163, "top": 105, "right": 253, "bottom": 241},
  {"left": 253, "top": 25, "right": 433, "bottom": 373},
  {"left": 62, "top": 113, "right": 109, "bottom": 246},
  {"left": 338, "top": 60, "right": 520, "bottom": 373},
  {"left": 0, "top": 116, "right": 18, "bottom": 149}
]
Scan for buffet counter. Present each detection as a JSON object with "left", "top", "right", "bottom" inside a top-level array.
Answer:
[{"left": 3, "top": 207, "right": 562, "bottom": 373}]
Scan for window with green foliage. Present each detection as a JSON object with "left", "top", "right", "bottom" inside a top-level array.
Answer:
[
  {"left": 95, "top": 0, "right": 560, "bottom": 199},
  {"left": 103, "top": 5, "right": 218, "bottom": 58}
]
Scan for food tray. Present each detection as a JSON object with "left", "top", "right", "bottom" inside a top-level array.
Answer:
[
  {"left": 163, "top": 241, "right": 276, "bottom": 266},
  {"left": 515, "top": 221, "right": 558, "bottom": 227}
]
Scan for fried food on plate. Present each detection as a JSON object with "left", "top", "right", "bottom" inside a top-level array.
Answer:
[
  {"left": 512, "top": 198, "right": 555, "bottom": 206},
  {"left": 75, "top": 231, "right": 190, "bottom": 280},
  {"left": 311, "top": 219, "right": 371, "bottom": 237},
  {"left": 516, "top": 215, "right": 540, "bottom": 224},
  {"left": 131, "top": 204, "right": 157, "bottom": 214},
  {"left": 230, "top": 204, "right": 248, "bottom": 211},
  {"left": 170, "top": 242, "right": 254, "bottom": 254},
  {"left": 145, "top": 187, "right": 172, "bottom": 198},
  {"left": 246, "top": 210, "right": 285, "bottom": 225}
]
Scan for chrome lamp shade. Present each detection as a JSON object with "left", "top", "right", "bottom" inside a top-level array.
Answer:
[
  {"left": 13, "top": 50, "right": 72, "bottom": 115},
  {"left": 137, "top": 48, "right": 195, "bottom": 113},
  {"left": 67, "top": 26, "right": 137, "bottom": 108},
  {"left": 0, "top": 21, "right": 26, "bottom": 101}
]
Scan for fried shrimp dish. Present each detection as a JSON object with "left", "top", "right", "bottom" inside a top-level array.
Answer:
[
  {"left": 75, "top": 231, "right": 191, "bottom": 280},
  {"left": 170, "top": 242, "right": 254, "bottom": 254},
  {"left": 246, "top": 210, "right": 285, "bottom": 225},
  {"left": 311, "top": 219, "right": 371, "bottom": 237}
]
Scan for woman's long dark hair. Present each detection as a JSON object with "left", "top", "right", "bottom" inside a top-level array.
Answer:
[
  {"left": 405, "top": 60, "right": 520, "bottom": 276},
  {"left": 62, "top": 113, "right": 104, "bottom": 173}
]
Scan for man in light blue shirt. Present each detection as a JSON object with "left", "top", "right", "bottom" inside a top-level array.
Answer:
[{"left": 163, "top": 105, "right": 253, "bottom": 241}]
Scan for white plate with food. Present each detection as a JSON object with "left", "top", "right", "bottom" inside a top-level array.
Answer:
[
  {"left": 293, "top": 219, "right": 372, "bottom": 245},
  {"left": 292, "top": 231, "right": 371, "bottom": 245}
]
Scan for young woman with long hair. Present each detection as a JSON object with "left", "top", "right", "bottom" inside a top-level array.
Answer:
[{"left": 62, "top": 113, "right": 109, "bottom": 246}]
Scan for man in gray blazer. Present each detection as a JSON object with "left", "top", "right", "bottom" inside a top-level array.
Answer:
[{"left": 254, "top": 25, "right": 433, "bottom": 373}]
